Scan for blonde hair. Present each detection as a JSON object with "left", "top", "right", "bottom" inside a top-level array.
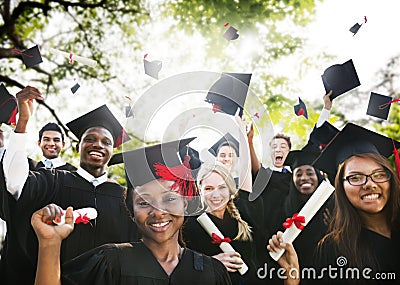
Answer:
[{"left": 197, "top": 162, "right": 252, "bottom": 241}]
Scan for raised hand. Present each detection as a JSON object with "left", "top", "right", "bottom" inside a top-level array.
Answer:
[
  {"left": 323, "top": 90, "right": 333, "bottom": 110},
  {"left": 15, "top": 86, "right": 43, "bottom": 132},
  {"left": 31, "top": 204, "right": 74, "bottom": 245},
  {"left": 267, "top": 231, "right": 300, "bottom": 285}
]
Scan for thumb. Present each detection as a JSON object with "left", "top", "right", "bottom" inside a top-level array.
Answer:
[{"left": 65, "top": 206, "right": 74, "bottom": 226}]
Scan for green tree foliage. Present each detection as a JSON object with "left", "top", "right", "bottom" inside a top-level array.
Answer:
[{"left": 1, "top": 0, "right": 148, "bottom": 138}]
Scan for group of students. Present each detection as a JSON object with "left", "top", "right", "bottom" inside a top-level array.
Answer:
[{"left": 0, "top": 84, "right": 400, "bottom": 285}]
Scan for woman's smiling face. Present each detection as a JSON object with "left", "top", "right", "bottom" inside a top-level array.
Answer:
[
  {"left": 293, "top": 165, "right": 319, "bottom": 195},
  {"left": 133, "top": 180, "right": 186, "bottom": 244}
]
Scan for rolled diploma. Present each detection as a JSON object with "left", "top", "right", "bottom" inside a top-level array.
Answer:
[
  {"left": 197, "top": 212, "right": 248, "bottom": 275},
  {"left": 269, "top": 180, "right": 335, "bottom": 261},
  {"left": 54, "top": 207, "right": 98, "bottom": 225},
  {"left": 50, "top": 48, "right": 97, "bottom": 68}
]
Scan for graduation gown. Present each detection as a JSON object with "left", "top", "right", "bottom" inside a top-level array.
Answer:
[
  {"left": 62, "top": 242, "right": 232, "bottom": 285},
  {"left": 0, "top": 168, "right": 137, "bottom": 285},
  {"left": 312, "top": 228, "right": 400, "bottom": 285},
  {"left": 183, "top": 191, "right": 264, "bottom": 285},
  {"left": 252, "top": 167, "right": 292, "bottom": 239}
]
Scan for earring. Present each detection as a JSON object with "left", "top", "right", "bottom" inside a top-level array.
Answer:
[{"left": 132, "top": 217, "right": 136, "bottom": 222}]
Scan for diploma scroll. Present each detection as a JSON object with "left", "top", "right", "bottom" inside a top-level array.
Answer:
[
  {"left": 50, "top": 48, "right": 97, "bottom": 68},
  {"left": 197, "top": 213, "right": 248, "bottom": 275},
  {"left": 54, "top": 207, "right": 98, "bottom": 225},
  {"left": 269, "top": 180, "right": 335, "bottom": 261}
]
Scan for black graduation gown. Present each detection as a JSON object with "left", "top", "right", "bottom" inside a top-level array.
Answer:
[
  {"left": 183, "top": 191, "right": 265, "bottom": 285},
  {"left": 311, "top": 229, "right": 400, "bottom": 285},
  {"left": 0, "top": 168, "right": 137, "bottom": 285},
  {"left": 62, "top": 242, "right": 232, "bottom": 285},
  {"left": 252, "top": 167, "right": 292, "bottom": 239}
]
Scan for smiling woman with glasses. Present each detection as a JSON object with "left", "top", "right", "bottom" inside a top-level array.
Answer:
[{"left": 309, "top": 123, "right": 400, "bottom": 285}]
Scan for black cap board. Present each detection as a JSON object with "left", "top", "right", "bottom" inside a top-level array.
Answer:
[
  {"left": 123, "top": 137, "right": 195, "bottom": 186},
  {"left": 285, "top": 150, "right": 320, "bottom": 170},
  {"left": 0, "top": 83, "right": 18, "bottom": 125},
  {"left": 294, "top": 97, "right": 308, "bottom": 119},
  {"left": 125, "top": 106, "right": 134, "bottom": 118},
  {"left": 208, "top": 132, "right": 239, "bottom": 157},
  {"left": 70, "top": 83, "right": 80, "bottom": 94},
  {"left": 144, "top": 59, "right": 162, "bottom": 79},
  {"left": 223, "top": 26, "right": 239, "bottom": 41},
  {"left": 321, "top": 59, "right": 361, "bottom": 99},
  {"left": 366, "top": 92, "right": 393, "bottom": 120},
  {"left": 349, "top": 23, "right": 362, "bottom": 35},
  {"left": 66, "top": 104, "right": 130, "bottom": 148},
  {"left": 205, "top": 72, "right": 251, "bottom": 117},
  {"left": 20, "top": 45, "right": 43, "bottom": 68},
  {"left": 313, "top": 123, "right": 400, "bottom": 175},
  {"left": 305, "top": 121, "right": 339, "bottom": 152},
  {"left": 178, "top": 145, "right": 202, "bottom": 179}
]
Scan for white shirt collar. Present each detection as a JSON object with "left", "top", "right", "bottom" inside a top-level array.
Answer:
[
  {"left": 41, "top": 157, "right": 65, "bottom": 169},
  {"left": 76, "top": 167, "right": 108, "bottom": 186},
  {"left": 270, "top": 165, "right": 291, "bottom": 173}
]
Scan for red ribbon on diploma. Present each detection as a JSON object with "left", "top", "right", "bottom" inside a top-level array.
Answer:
[
  {"left": 211, "top": 233, "right": 232, "bottom": 245},
  {"left": 282, "top": 213, "right": 305, "bottom": 230},
  {"left": 75, "top": 213, "right": 91, "bottom": 224}
]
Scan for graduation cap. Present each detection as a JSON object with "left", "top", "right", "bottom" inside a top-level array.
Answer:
[
  {"left": 313, "top": 123, "right": 400, "bottom": 176},
  {"left": 70, "top": 82, "right": 80, "bottom": 94},
  {"left": 143, "top": 56, "right": 162, "bottom": 79},
  {"left": 66, "top": 104, "right": 130, "bottom": 148},
  {"left": 349, "top": 16, "right": 367, "bottom": 36},
  {"left": 208, "top": 132, "right": 239, "bottom": 157},
  {"left": 349, "top": 23, "right": 362, "bottom": 35},
  {"left": 294, "top": 97, "right": 308, "bottom": 119},
  {"left": 321, "top": 59, "right": 361, "bottom": 99},
  {"left": 366, "top": 92, "right": 394, "bottom": 120},
  {"left": 205, "top": 73, "right": 251, "bottom": 117},
  {"left": 125, "top": 105, "right": 134, "bottom": 118},
  {"left": 223, "top": 25, "right": 239, "bottom": 41},
  {"left": 179, "top": 145, "right": 202, "bottom": 179},
  {"left": 305, "top": 121, "right": 339, "bottom": 152},
  {"left": 285, "top": 150, "right": 320, "bottom": 170},
  {"left": 124, "top": 137, "right": 199, "bottom": 197},
  {"left": 0, "top": 83, "right": 18, "bottom": 125},
  {"left": 13, "top": 45, "right": 43, "bottom": 68}
]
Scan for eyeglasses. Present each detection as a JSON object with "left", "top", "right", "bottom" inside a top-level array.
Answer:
[{"left": 343, "top": 170, "right": 391, "bottom": 186}]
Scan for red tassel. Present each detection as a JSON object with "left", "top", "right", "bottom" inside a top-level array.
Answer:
[
  {"left": 12, "top": 48, "right": 33, "bottom": 58},
  {"left": 7, "top": 107, "right": 17, "bottom": 126},
  {"left": 392, "top": 139, "right": 400, "bottom": 180},
  {"left": 153, "top": 155, "right": 196, "bottom": 199},
  {"left": 0, "top": 97, "right": 18, "bottom": 126},
  {"left": 212, "top": 104, "right": 221, "bottom": 113},
  {"left": 114, "top": 129, "right": 127, "bottom": 148},
  {"left": 378, "top": 98, "right": 400, "bottom": 110}
]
